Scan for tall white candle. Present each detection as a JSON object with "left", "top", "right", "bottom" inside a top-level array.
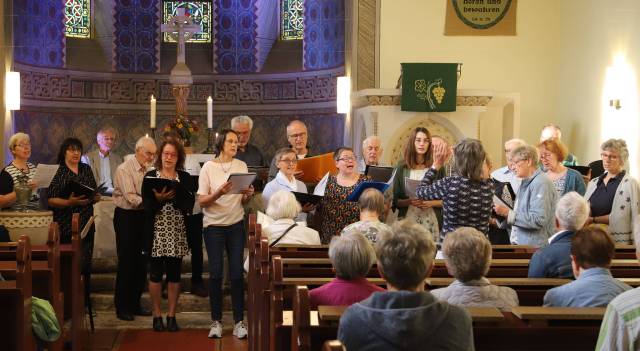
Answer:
[
  {"left": 150, "top": 95, "right": 157, "bottom": 128},
  {"left": 207, "top": 96, "right": 213, "bottom": 129}
]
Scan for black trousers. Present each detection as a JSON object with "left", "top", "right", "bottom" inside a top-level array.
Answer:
[
  {"left": 186, "top": 213, "right": 204, "bottom": 283},
  {"left": 114, "top": 207, "right": 147, "bottom": 314}
]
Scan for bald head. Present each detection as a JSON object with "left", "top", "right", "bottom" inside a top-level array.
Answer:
[
  {"left": 286, "top": 120, "right": 309, "bottom": 155},
  {"left": 540, "top": 125, "right": 562, "bottom": 142},
  {"left": 362, "top": 136, "right": 383, "bottom": 165}
]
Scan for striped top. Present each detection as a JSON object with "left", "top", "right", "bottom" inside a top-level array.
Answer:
[
  {"left": 596, "top": 287, "right": 640, "bottom": 350},
  {"left": 4, "top": 162, "right": 36, "bottom": 183}
]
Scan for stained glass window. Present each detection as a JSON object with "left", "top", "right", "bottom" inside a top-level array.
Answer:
[
  {"left": 281, "top": 0, "right": 304, "bottom": 40},
  {"left": 163, "top": 2, "right": 212, "bottom": 43},
  {"left": 65, "top": 0, "right": 91, "bottom": 38}
]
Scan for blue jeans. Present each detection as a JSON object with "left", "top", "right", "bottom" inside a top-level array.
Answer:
[{"left": 203, "top": 221, "right": 245, "bottom": 322}]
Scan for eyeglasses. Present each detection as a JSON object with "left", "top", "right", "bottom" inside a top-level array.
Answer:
[
  {"left": 287, "top": 132, "right": 307, "bottom": 140},
  {"left": 601, "top": 153, "right": 619, "bottom": 160},
  {"left": 338, "top": 157, "right": 356, "bottom": 162},
  {"left": 16, "top": 143, "right": 31, "bottom": 149},
  {"left": 144, "top": 151, "right": 156, "bottom": 158},
  {"left": 279, "top": 158, "right": 298, "bottom": 164},
  {"left": 162, "top": 152, "right": 178, "bottom": 159},
  {"left": 539, "top": 152, "right": 554, "bottom": 159}
]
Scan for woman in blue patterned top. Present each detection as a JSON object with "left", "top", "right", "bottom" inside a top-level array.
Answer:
[{"left": 416, "top": 138, "right": 494, "bottom": 243}]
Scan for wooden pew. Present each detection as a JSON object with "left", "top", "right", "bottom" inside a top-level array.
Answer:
[
  {"left": 0, "top": 235, "right": 34, "bottom": 351},
  {"left": 0, "top": 224, "right": 64, "bottom": 351},
  {"left": 321, "top": 340, "right": 345, "bottom": 351},
  {"left": 511, "top": 306, "right": 606, "bottom": 326}
]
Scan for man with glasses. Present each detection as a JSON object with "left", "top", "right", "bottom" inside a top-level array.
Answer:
[
  {"left": 82, "top": 127, "right": 123, "bottom": 196},
  {"left": 230, "top": 115, "right": 266, "bottom": 167},
  {"left": 267, "top": 120, "right": 314, "bottom": 181},
  {"left": 112, "top": 136, "right": 157, "bottom": 321}
]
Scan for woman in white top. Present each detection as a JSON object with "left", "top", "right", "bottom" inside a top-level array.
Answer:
[
  {"left": 197, "top": 129, "right": 254, "bottom": 339},
  {"left": 264, "top": 190, "right": 321, "bottom": 246},
  {"left": 262, "top": 147, "right": 314, "bottom": 222}
]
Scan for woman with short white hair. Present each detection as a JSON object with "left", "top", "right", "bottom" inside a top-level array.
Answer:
[
  {"left": 584, "top": 139, "right": 639, "bottom": 244},
  {"left": 494, "top": 145, "right": 558, "bottom": 247},
  {"left": 431, "top": 227, "right": 519, "bottom": 311},
  {"left": 309, "top": 228, "right": 384, "bottom": 308},
  {"left": 341, "top": 188, "right": 391, "bottom": 243},
  {"left": 263, "top": 190, "right": 320, "bottom": 246}
]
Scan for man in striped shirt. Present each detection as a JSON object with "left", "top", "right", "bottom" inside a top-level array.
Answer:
[{"left": 596, "top": 219, "right": 640, "bottom": 350}]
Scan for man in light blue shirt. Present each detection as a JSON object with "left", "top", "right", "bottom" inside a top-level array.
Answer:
[{"left": 543, "top": 226, "right": 631, "bottom": 307}]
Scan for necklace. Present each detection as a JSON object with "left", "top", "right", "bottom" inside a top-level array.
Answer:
[
  {"left": 217, "top": 158, "right": 233, "bottom": 173},
  {"left": 12, "top": 161, "right": 29, "bottom": 174}
]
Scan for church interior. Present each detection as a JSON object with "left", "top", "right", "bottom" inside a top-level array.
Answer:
[{"left": 1, "top": 0, "right": 640, "bottom": 350}]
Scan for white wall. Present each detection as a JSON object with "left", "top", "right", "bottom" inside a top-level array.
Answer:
[{"left": 378, "top": 0, "right": 640, "bottom": 174}]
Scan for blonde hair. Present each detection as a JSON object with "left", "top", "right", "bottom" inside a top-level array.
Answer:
[
  {"left": 8, "top": 132, "right": 30, "bottom": 153},
  {"left": 442, "top": 227, "right": 492, "bottom": 282}
]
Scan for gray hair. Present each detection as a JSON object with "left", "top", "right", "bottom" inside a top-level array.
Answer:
[
  {"left": 601, "top": 138, "right": 629, "bottom": 166},
  {"left": 442, "top": 227, "right": 492, "bottom": 282},
  {"left": 505, "top": 138, "right": 526, "bottom": 150},
  {"left": 266, "top": 190, "right": 301, "bottom": 220},
  {"left": 555, "top": 192, "right": 590, "bottom": 231},
  {"left": 362, "top": 135, "right": 381, "bottom": 149},
  {"left": 510, "top": 145, "right": 538, "bottom": 163},
  {"left": 453, "top": 138, "right": 486, "bottom": 182},
  {"left": 329, "top": 230, "right": 376, "bottom": 280},
  {"left": 273, "top": 147, "right": 297, "bottom": 163},
  {"left": 230, "top": 115, "right": 253, "bottom": 130},
  {"left": 97, "top": 127, "right": 116, "bottom": 138},
  {"left": 375, "top": 220, "right": 436, "bottom": 290},
  {"left": 135, "top": 136, "right": 156, "bottom": 151},
  {"left": 358, "top": 188, "right": 385, "bottom": 215},
  {"left": 8, "top": 132, "right": 30, "bottom": 152}
]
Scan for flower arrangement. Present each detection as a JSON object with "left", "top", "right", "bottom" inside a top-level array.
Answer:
[{"left": 164, "top": 115, "right": 199, "bottom": 146}]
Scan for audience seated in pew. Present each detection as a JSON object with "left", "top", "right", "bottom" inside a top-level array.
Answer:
[
  {"left": 431, "top": 227, "right": 518, "bottom": 311},
  {"left": 310, "top": 227, "right": 383, "bottom": 308},
  {"left": 263, "top": 190, "right": 320, "bottom": 246},
  {"left": 544, "top": 226, "right": 631, "bottom": 307},
  {"left": 341, "top": 188, "right": 391, "bottom": 243},
  {"left": 338, "top": 220, "right": 473, "bottom": 351},
  {"left": 528, "top": 192, "right": 590, "bottom": 278},
  {"left": 596, "top": 218, "right": 640, "bottom": 350}
]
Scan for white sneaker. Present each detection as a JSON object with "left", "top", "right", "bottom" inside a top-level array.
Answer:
[
  {"left": 233, "top": 321, "right": 247, "bottom": 339},
  {"left": 208, "top": 320, "right": 223, "bottom": 338}
]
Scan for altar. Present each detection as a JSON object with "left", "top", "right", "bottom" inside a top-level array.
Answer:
[{"left": 350, "top": 89, "right": 519, "bottom": 166}]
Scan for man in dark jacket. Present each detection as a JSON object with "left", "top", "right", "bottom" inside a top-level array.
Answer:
[
  {"left": 528, "top": 192, "right": 590, "bottom": 278},
  {"left": 338, "top": 220, "right": 474, "bottom": 351}
]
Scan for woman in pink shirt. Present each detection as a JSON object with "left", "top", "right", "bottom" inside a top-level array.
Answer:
[{"left": 309, "top": 226, "right": 385, "bottom": 308}]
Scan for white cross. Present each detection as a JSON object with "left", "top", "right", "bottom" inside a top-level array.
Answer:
[{"left": 161, "top": 8, "right": 202, "bottom": 64}]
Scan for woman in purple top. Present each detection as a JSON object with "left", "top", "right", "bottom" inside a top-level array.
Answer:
[{"left": 309, "top": 226, "right": 384, "bottom": 308}]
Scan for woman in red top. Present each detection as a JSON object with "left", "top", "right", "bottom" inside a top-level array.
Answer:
[{"left": 309, "top": 226, "right": 385, "bottom": 308}]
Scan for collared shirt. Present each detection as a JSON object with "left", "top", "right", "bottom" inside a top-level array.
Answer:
[
  {"left": 235, "top": 144, "right": 266, "bottom": 167},
  {"left": 589, "top": 171, "right": 625, "bottom": 217},
  {"left": 528, "top": 230, "right": 575, "bottom": 279},
  {"left": 430, "top": 277, "right": 519, "bottom": 312},
  {"left": 596, "top": 287, "right": 640, "bottom": 351},
  {"left": 262, "top": 171, "right": 308, "bottom": 222},
  {"left": 113, "top": 156, "right": 147, "bottom": 210},
  {"left": 490, "top": 166, "right": 522, "bottom": 194},
  {"left": 548, "top": 230, "right": 565, "bottom": 244},
  {"left": 543, "top": 267, "right": 632, "bottom": 307},
  {"left": 98, "top": 150, "right": 114, "bottom": 191}
]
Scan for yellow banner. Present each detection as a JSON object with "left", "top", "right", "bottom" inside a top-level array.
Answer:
[{"left": 445, "top": 0, "right": 517, "bottom": 36}]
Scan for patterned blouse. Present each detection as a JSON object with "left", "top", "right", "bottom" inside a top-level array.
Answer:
[
  {"left": 151, "top": 170, "right": 189, "bottom": 258},
  {"left": 48, "top": 163, "right": 97, "bottom": 242},
  {"left": 416, "top": 167, "right": 494, "bottom": 240},
  {"left": 319, "top": 174, "right": 368, "bottom": 244},
  {"left": 0, "top": 162, "right": 39, "bottom": 204}
]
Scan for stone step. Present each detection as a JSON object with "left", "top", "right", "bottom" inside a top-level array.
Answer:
[
  {"left": 90, "top": 272, "right": 220, "bottom": 293},
  {"left": 90, "top": 291, "right": 236, "bottom": 312},
  {"left": 92, "top": 256, "right": 213, "bottom": 274}
]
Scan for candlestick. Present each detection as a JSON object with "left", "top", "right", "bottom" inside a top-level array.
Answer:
[
  {"left": 207, "top": 96, "right": 213, "bottom": 129},
  {"left": 150, "top": 95, "right": 157, "bottom": 128},
  {"left": 203, "top": 128, "right": 215, "bottom": 154}
]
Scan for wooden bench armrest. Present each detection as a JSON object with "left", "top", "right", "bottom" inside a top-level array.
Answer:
[{"left": 512, "top": 306, "right": 606, "bottom": 320}]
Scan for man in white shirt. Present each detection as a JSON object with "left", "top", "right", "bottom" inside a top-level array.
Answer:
[
  {"left": 357, "top": 136, "right": 384, "bottom": 173},
  {"left": 82, "top": 127, "right": 123, "bottom": 195}
]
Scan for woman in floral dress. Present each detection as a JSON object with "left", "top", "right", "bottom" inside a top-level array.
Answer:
[
  {"left": 142, "top": 140, "right": 194, "bottom": 332},
  {"left": 318, "top": 147, "right": 368, "bottom": 244}
]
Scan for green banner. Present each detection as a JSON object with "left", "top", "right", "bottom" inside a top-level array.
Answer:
[{"left": 401, "top": 63, "right": 458, "bottom": 112}]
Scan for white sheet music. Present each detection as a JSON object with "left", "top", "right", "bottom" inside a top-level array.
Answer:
[
  {"left": 33, "top": 164, "right": 59, "bottom": 188},
  {"left": 227, "top": 173, "right": 257, "bottom": 194}
]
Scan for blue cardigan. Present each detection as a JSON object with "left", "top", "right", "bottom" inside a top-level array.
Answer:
[{"left": 561, "top": 168, "right": 587, "bottom": 195}]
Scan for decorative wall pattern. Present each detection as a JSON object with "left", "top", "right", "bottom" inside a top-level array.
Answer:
[
  {"left": 14, "top": 110, "right": 345, "bottom": 165},
  {"left": 13, "top": 0, "right": 66, "bottom": 68},
  {"left": 303, "top": 0, "right": 345, "bottom": 70},
  {"left": 163, "top": 1, "right": 212, "bottom": 43},
  {"left": 17, "top": 64, "right": 341, "bottom": 105},
  {"left": 281, "top": 0, "right": 304, "bottom": 40},
  {"left": 65, "top": 0, "right": 91, "bottom": 38},
  {"left": 113, "top": 0, "right": 160, "bottom": 73},
  {"left": 213, "top": 0, "right": 259, "bottom": 74}
]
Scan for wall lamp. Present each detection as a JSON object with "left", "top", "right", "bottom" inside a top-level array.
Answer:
[
  {"left": 337, "top": 76, "right": 351, "bottom": 114},
  {"left": 5, "top": 71, "right": 20, "bottom": 111}
]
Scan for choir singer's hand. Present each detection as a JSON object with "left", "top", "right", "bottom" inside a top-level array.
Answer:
[
  {"left": 301, "top": 203, "right": 316, "bottom": 212},
  {"left": 68, "top": 192, "right": 89, "bottom": 207},
  {"left": 216, "top": 181, "right": 233, "bottom": 197},
  {"left": 494, "top": 204, "right": 510, "bottom": 217}
]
